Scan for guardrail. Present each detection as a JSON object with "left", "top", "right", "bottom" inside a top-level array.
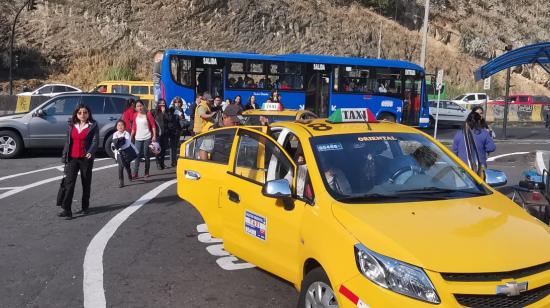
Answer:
[{"left": 0, "top": 95, "right": 50, "bottom": 116}]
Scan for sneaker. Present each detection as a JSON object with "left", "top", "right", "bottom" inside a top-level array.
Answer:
[
  {"left": 76, "top": 209, "right": 89, "bottom": 215},
  {"left": 57, "top": 211, "right": 72, "bottom": 219},
  {"left": 144, "top": 172, "right": 150, "bottom": 178}
]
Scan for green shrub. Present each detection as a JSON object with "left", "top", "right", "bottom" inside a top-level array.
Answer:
[{"left": 101, "top": 65, "right": 136, "bottom": 81}]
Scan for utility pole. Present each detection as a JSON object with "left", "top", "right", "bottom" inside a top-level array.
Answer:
[
  {"left": 419, "top": 0, "right": 430, "bottom": 68},
  {"left": 502, "top": 44, "right": 513, "bottom": 139},
  {"left": 9, "top": 0, "right": 35, "bottom": 95},
  {"left": 377, "top": 20, "right": 382, "bottom": 59}
]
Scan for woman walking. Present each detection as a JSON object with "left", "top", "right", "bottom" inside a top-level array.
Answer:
[
  {"left": 121, "top": 98, "right": 136, "bottom": 133},
  {"left": 59, "top": 104, "right": 99, "bottom": 219},
  {"left": 131, "top": 100, "right": 157, "bottom": 178},
  {"left": 169, "top": 97, "right": 185, "bottom": 167},
  {"left": 452, "top": 111, "right": 496, "bottom": 171},
  {"left": 244, "top": 95, "right": 259, "bottom": 110},
  {"left": 153, "top": 99, "right": 171, "bottom": 170}
]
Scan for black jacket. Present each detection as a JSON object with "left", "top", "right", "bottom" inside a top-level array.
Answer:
[{"left": 61, "top": 121, "right": 99, "bottom": 163}]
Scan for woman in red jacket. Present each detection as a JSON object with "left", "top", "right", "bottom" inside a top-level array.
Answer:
[
  {"left": 121, "top": 98, "right": 136, "bottom": 133},
  {"left": 131, "top": 100, "right": 157, "bottom": 178}
]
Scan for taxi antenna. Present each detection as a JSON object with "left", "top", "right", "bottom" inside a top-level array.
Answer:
[{"left": 364, "top": 117, "right": 372, "bottom": 131}]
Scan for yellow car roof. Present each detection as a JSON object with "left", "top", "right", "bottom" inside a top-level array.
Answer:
[
  {"left": 242, "top": 109, "right": 312, "bottom": 117},
  {"left": 272, "top": 118, "right": 420, "bottom": 137}
]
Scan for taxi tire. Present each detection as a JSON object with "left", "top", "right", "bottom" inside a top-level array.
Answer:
[{"left": 297, "top": 267, "right": 338, "bottom": 308}]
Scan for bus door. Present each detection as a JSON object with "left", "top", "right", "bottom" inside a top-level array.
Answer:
[
  {"left": 402, "top": 74, "right": 422, "bottom": 126},
  {"left": 305, "top": 63, "right": 330, "bottom": 117},
  {"left": 195, "top": 57, "right": 224, "bottom": 98}
]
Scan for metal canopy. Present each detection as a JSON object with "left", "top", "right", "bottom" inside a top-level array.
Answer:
[{"left": 474, "top": 42, "right": 550, "bottom": 81}]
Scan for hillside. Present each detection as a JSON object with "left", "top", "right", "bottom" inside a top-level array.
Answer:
[{"left": 0, "top": 0, "right": 549, "bottom": 97}]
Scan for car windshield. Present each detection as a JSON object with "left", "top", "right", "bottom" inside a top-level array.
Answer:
[
  {"left": 453, "top": 95, "right": 466, "bottom": 100},
  {"left": 244, "top": 115, "right": 296, "bottom": 125},
  {"left": 311, "top": 133, "right": 488, "bottom": 203}
]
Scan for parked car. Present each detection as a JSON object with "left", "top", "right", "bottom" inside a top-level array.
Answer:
[
  {"left": 428, "top": 100, "right": 468, "bottom": 127},
  {"left": 489, "top": 94, "right": 550, "bottom": 105},
  {"left": 451, "top": 93, "right": 489, "bottom": 106},
  {"left": 0, "top": 93, "right": 137, "bottom": 159},
  {"left": 17, "top": 83, "right": 82, "bottom": 97}
]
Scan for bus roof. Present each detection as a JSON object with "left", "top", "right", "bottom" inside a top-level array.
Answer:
[{"left": 164, "top": 49, "right": 423, "bottom": 71}]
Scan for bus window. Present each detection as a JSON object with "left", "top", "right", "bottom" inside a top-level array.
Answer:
[
  {"left": 268, "top": 62, "right": 303, "bottom": 90},
  {"left": 227, "top": 60, "right": 266, "bottom": 90},
  {"left": 131, "top": 86, "right": 149, "bottom": 95},
  {"left": 170, "top": 56, "right": 194, "bottom": 87},
  {"left": 112, "top": 85, "right": 129, "bottom": 94}
]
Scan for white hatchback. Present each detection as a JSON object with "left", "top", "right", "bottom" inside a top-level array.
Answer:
[{"left": 17, "top": 84, "right": 82, "bottom": 97}]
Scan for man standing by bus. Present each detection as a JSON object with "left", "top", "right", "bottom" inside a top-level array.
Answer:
[{"left": 193, "top": 94, "right": 216, "bottom": 134}]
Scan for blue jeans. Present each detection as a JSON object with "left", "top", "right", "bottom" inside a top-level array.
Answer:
[{"left": 133, "top": 138, "right": 151, "bottom": 175}]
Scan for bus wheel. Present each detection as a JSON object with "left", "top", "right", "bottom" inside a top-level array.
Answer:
[
  {"left": 378, "top": 113, "right": 396, "bottom": 122},
  {"left": 298, "top": 267, "right": 338, "bottom": 308}
]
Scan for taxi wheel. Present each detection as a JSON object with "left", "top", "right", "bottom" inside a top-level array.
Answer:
[{"left": 298, "top": 267, "right": 338, "bottom": 308}]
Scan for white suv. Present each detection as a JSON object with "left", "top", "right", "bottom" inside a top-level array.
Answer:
[{"left": 451, "top": 93, "right": 489, "bottom": 106}]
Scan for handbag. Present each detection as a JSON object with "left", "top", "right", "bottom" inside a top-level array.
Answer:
[
  {"left": 120, "top": 146, "right": 138, "bottom": 163},
  {"left": 56, "top": 164, "right": 67, "bottom": 206}
]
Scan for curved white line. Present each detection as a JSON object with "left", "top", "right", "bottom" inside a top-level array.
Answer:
[
  {"left": 0, "top": 163, "right": 118, "bottom": 200},
  {"left": 0, "top": 158, "right": 111, "bottom": 182},
  {"left": 83, "top": 179, "right": 177, "bottom": 308},
  {"left": 487, "top": 152, "right": 529, "bottom": 162}
]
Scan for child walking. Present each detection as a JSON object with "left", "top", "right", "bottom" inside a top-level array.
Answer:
[{"left": 112, "top": 120, "right": 136, "bottom": 187}]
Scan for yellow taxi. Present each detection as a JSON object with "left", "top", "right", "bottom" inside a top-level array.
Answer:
[
  {"left": 177, "top": 108, "right": 550, "bottom": 307},
  {"left": 242, "top": 102, "right": 317, "bottom": 125}
]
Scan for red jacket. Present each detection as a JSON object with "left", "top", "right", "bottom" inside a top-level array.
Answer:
[
  {"left": 121, "top": 107, "right": 136, "bottom": 132},
  {"left": 131, "top": 111, "right": 156, "bottom": 137}
]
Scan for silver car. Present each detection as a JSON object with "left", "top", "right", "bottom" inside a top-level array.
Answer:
[
  {"left": 428, "top": 100, "right": 468, "bottom": 127},
  {"left": 0, "top": 93, "right": 138, "bottom": 158}
]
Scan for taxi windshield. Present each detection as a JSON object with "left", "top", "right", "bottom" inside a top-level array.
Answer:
[
  {"left": 244, "top": 115, "right": 296, "bottom": 125},
  {"left": 311, "top": 133, "right": 489, "bottom": 203}
]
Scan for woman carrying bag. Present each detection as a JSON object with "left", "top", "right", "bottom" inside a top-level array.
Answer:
[
  {"left": 131, "top": 100, "right": 157, "bottom": 179},
  {"left": 58, "top": 104, "right": 99, "bottom": 219}
]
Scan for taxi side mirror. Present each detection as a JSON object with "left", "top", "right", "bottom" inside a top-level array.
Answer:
[
  {"left": 262, "top": 179, "right": 294, "bottom": 210},
  {"left": 485, "top": 169, "right": 507, "bottom": 187}
]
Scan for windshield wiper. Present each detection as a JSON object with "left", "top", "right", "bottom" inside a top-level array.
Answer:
[
  {"left": 396, "top": 187, "right": 487, "bottom": 196},
  {"left": 336, "top": 193, "right": 400, "bottom": 202}
]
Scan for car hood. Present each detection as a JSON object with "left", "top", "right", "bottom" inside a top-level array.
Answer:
[
  {"left": 332, "top": 193, "right": 550, "bottom": 273},
  {"left": 0, "top": 114, "right": 25, "bottom": 120}
]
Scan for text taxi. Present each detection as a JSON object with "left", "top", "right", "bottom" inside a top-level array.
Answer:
[
  {"left": 177, "top": 108, "right": 550, "bottom": 307},
  {"left": 242, "top": 102, "right": 318, "bottom": 125}
]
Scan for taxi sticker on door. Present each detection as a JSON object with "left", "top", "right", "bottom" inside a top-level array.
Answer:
[{"left": 245, "top": 210, "right": 267, "bottom": 241}]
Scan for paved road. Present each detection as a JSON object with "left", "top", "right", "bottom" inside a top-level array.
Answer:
[{"left": 0, "top": 128, "right": 548, "bottom": 307}]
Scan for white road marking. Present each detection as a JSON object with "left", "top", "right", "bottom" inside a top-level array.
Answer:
[
  {"left": 83, "top": 179, "right": 176, "bottom": 308},
  {"left": 0, "top": 157, "right": 111, "bottom": 182},
  {"left": 0, "top": 163, "right": 118, "bottom": 200},
  {"left": 0, "top": 187, "right": 19, "bottom": 190},
  {"left": 196, "top": 223, "right": 255, "bottom": 271},
  {"left": 487, "top": 152, "right": 530, "bottom": 162}
]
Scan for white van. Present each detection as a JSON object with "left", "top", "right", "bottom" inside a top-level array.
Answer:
[{"left": 451, "top": 93, "right": 489, "bottom": 107}]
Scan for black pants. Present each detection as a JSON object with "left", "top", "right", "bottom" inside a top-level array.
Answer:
[
  {"left": 62, "top": 158, "right": 94, "bottom": 214},
  {"left": 117, "top": 154, "right": 132, "bottom": 181},
  {"left": 156, "top": 133, "right": 169, "bottom": 167},
  {"left": 169, "top": 132, "right": 180, "bottom": 166}
]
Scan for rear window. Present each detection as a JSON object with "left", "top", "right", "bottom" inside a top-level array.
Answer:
[
  {"left": 518, "top": 96, "right": 529, "bottom": 103},
  {"left": 478, "top": 94, "right": 487, "bottom": 100}
]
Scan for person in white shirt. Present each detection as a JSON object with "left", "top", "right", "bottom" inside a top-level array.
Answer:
[{"left": 378, "top": 81, "right": 388, "bottom": 93}]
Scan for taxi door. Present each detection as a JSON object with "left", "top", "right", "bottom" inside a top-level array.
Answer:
[
  {"left": 221, "top": 127, "right": 306, "bottom": 283},
  {"left": 177, "top": 128, "right": 238, "bottom": 238}
]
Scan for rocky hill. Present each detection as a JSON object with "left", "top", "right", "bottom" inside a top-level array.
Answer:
[{"left": 0, "top": 0, "right": 549, "bottom": 97}]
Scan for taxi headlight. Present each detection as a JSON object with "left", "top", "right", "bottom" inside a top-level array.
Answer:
[{"left": 354, "top": 244, "right": 440, "bottom": 304}]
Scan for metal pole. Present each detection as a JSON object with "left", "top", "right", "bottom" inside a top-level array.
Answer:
[
  {"left": 377, "top": 21, "right": 382, "bottom": 59},
  {"left": 503, "top": 67, "right": 511, "bottom": 139},
  {"left": 9, "top": 0, "right": 32, "bottom": 95},
  {"left": 434, "top": 87, "right": 441, "bottom": 139},
  {"left": 419, "top": 0, "right": 430, "bottom": 68}
]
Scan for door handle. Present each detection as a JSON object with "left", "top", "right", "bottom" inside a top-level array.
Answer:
[
  {"left": 184, "top": 170, "right": 201, "bottom": 180},
  {"left": 227, "top": 190, "right": 240, "bottom": 203},
  {"left": 109, "top": 116, "right": 118, "bottom": 121}
]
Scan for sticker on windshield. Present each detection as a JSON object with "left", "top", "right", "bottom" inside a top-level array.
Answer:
[
  {"left": 245, "top": 210, "right": 267, "bottom": 241},
  {"left": 357, "top": 136, "right": 397, "bottom": 142},
  {"left": 316, "top": 143, "right": 343, "bottom": 152}
]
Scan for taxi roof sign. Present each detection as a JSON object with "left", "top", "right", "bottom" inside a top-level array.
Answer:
[
  {"left": 328, "top": 108, "right": 378, "bottom": 123},
  {"left": 261, "top": 102, "right": 284, "bottom": 111}
]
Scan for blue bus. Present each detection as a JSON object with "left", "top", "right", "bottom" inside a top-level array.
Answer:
[{"left": 153, "top": 49, "right": 430, "bottom": 127}]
